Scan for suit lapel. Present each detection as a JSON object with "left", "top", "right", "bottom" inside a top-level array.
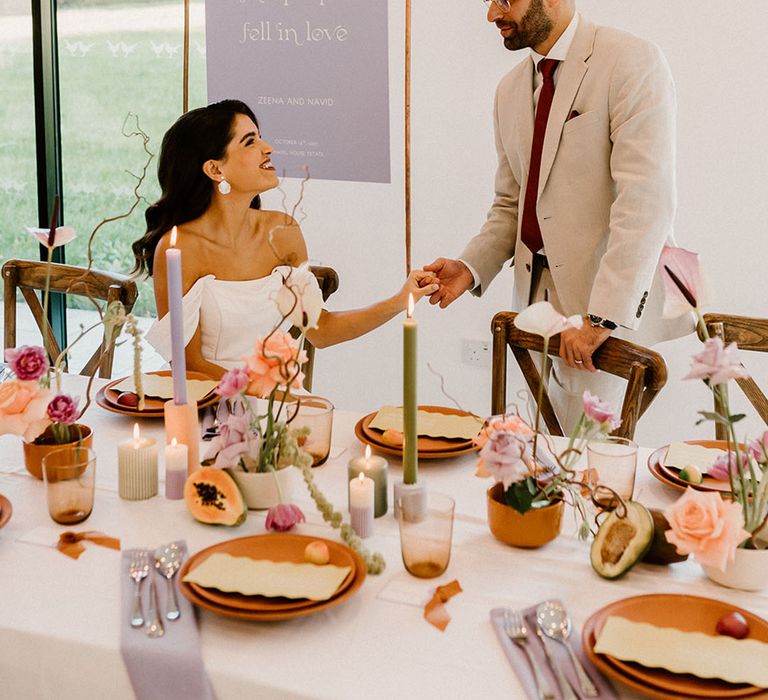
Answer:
[{"left": 538, "top": 19, "right": 596, "bottom": 196}]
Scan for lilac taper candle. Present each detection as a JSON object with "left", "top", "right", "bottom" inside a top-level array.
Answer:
[{"left": 166, "top": 226, "right": 187, "bottom": 405}]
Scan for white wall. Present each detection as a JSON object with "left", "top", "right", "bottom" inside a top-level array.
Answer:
[{"left": 261, "top": 1, "right": 768, "bottom": 446}]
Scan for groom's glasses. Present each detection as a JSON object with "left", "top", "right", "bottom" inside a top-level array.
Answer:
[{"left": 483, "top": 0, "right": 511, "bottom": 10}]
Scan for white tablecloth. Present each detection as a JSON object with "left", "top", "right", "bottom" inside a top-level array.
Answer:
[{"left": 0, "top": 374, "right": 766, "bottom": 699}]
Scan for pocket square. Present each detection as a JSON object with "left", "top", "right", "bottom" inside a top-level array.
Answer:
[{"left": 567, "top": 110, "right": 580, "bottom": 121}]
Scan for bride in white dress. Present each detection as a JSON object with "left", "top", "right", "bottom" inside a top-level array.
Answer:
[{"left": 133, "top": 100, "right": 438, "bottom": 379}]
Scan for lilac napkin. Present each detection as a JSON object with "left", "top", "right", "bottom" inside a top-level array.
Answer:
[
  {"left": 490, "top": 601, "right": 616, "bottom": 700},
  {"left": 120, "top": 541, "right": 214, "bottom": 700}
]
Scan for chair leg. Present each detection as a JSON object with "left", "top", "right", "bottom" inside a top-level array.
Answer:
[{"left": 491, "top": 321, "right": 507, "bottom": 415}]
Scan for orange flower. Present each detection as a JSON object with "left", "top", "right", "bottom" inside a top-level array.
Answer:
[
  {"left": 0, "top": 378, "right": 51, "bottom": 441},
  {"left": 243, "top": 331, "right": 308, "bottom": 398}
]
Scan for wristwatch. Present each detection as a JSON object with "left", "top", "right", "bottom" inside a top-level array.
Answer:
[{"left": 587, "top": 314, "right": 617, "bottom": 331}]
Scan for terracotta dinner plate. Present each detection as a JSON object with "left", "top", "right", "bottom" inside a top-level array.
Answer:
[
  {"left": 582, "top": 594, "right": 768, "bottom": 699},
  {"left": 0, "top": 495, "right": 12, "bottom": 529},
  {"left": 96, "top": 370, "right": 219, "bottom": 417},
  {"left": 185, "top": 535, "right": 358, "bottom": 612},
  {"left": 355, "top": 406, "right": 480, "bottom": 459},
  {"left": 647, "top": 440, "right": 734, "bottom": 493},
  {"left": 178, "top": 534, "right": 366, "bottom": 621}
]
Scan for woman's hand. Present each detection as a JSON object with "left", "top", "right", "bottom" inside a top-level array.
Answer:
[{"left": 397, "top": 269, "right": 440, "bottom": 308}]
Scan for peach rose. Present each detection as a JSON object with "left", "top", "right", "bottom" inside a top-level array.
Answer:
[
  {"left": 665, "top": 488, "right": 750, "bottom": 572},
  {"left": 243, "top": 331, "right": 308, "bottom": 398},
  {"left": 0, "top": 378, "right": 51, "bottom": 441}
]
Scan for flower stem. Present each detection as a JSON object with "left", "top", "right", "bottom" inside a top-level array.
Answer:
[{"left": 42, "top": 245, "right": 55, "bottom": 362}]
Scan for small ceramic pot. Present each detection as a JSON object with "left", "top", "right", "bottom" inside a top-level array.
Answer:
[
  {"left": 701, "top": 547, "right": 768, "bottom": 592},
  {"left": 225, "top": 465, "right": 294, "bottom": 510},
  {"left": 486, "top": 482, "right": 563, "bottom": 548},
  {"left": 23, "top": 424, "right": 94, "bottom": 480}
]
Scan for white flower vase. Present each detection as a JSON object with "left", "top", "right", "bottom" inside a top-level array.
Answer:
[
  {"left": 701, "top": 547, "right": 768, "bottom": 592},
  {"left": 225, "top": 465, "right": 294, "bottom": 510}
]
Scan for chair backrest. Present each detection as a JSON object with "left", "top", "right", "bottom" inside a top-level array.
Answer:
[
  {"left": 294, "top": 265, "right": 339, "bottom": 391},
  {"left": 698, "top": 313, "right": 768, "bottom": 439},
  {"left": 491, "top": 311, "right": 667, "bottom": 440},
  {"left": 3, "top": 258, "right": 138, "bottom": 379}
]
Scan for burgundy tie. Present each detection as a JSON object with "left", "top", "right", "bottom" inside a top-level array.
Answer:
[{"left": 520, "top": 58, "right": 560, "bottom": 253}]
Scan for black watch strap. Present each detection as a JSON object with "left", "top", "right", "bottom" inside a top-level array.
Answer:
[{"left": 588, "top": 314, "right": 617, "bottom": 330}]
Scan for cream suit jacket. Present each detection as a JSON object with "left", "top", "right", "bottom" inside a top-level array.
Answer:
[{"left": 460, "top": 18, "right": 692, "bottom": 345}]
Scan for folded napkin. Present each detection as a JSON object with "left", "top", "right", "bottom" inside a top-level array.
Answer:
[
  {"left": 665, "top": 442, "right": 725, "bottom": 471},
  {"left": 369, "top": 406, "right": 482, "bottom": 440},
  {"left": 490, "top": 603, "right": 616, "bottom": 700},
  {"left": 424, "top": 579, "right": 462, "bottom": 631},
  {"left": 57, "top": 530, "right": 120, "bottom": 559},
  {"left": 595, "top": 616, "right": 768, "bottom": 687},
  {"left": 113, "top": 374, "right": 218, "bottom": 403},
  {"left": 120, "top": 542, "right": 214, "bottom": 700}
]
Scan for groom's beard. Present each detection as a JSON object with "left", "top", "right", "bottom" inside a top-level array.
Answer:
[{"left": 501, "top": 0, "right": 553, "bottom": 51}]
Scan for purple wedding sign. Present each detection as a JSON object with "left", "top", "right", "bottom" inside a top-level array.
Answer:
[{"left": 205, "top": 0, "right": 391, "bottom": 183}]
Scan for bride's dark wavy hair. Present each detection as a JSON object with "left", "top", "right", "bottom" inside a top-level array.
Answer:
[{"left": 131, "top": 99, "right": 262, "bottom": 276}]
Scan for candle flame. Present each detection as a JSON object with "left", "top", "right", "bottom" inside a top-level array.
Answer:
[
  {"left": 358, "top": 472, "right": 365, "bottom": 483},
  {"left": 133, "top": 423, "right": 140, "bottom": 442},
  {"left": 407, "top": 293, "right": 414, "bottom": 318},
  {"left": 364, "top": 444, "right": 371, "bottom": 461},
  {"left": 170, "top": 225, "right": 178, "bottom": 247},
  {"left": 171, "top": 437, "right": 178, "bottom": 447}
]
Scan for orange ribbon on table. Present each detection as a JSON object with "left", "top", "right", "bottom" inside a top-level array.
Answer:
[
  {"left": 424, "top": 579, "right": 463, "bottom": 631},
  {"left": 56, "top": 531, "right": 121, "bottom": 560}
]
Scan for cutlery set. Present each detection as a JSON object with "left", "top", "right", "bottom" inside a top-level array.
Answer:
[
  {"left": 128, "top": 543, "right": 183, "bottom": 639},
  {"left": 504, "top": 600, "right": 598, "bottom": 700}
]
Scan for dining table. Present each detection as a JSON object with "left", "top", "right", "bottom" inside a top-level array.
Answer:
[{"left": 1, "top": 372, "right": 766, "bottom": 700}]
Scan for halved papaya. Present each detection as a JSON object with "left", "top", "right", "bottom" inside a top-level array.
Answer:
[
  {"left": 184, "top": 467, "right": 247, "bottom": 526},
  {"left": 591, "top": 501, "right": 653, "bottom": 579}
]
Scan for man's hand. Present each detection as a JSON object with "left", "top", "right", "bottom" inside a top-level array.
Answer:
[
  {"left": 559, "top": 322, "right": 612, "bottom": 371},
  {"left": 423, "top": 258, "right": 474, "bottom": 309}
]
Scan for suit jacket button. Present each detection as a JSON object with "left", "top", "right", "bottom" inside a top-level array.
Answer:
[
  {"left": 636, "top": 310, "right": 642, "bottom": 318},
  {"left": 525, "top": 263, "right": 531, "bottom": 272},
  {"left": 642, "top": 291, "right": 648, "bottom": 299}
]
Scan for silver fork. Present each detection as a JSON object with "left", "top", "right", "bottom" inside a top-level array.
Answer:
[
  {"left": 128, "top": 551, "right": 150, "bottom": 627},
  {"left": 505, "top": 609, "right": 555, "bottom": 700}
]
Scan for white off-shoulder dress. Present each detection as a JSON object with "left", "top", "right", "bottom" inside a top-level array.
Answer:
[{"left": 145, "top": 266, "right": 301, "bottom": 370}]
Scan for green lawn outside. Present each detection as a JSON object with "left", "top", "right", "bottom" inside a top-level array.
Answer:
[{"left": 0, "top": 1, "right": 207, "bottom": 318}]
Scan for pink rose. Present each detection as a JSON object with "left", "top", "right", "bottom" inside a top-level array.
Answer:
[
  {"left": 0, "top": 378, "right": 51, "bottom": 441},
  {"left": 665, "top": 488, "right": 750, "bottom": 572},
  {"left": 582, "top": 391, "right": 621, "bottom": 432},
  {"left": 4, "top": 345, "right": 49, "bottom": 381},
  {"left": 684, "top": 337, "right": 749, "bottom": 386},
  {"left": 243, "top": 331, "right": 308, "bottom": 398},
  {"left": 747, "top": 431, "right": 768, "bottom": 465},
  {"left": 47, "top": 394, "right": 79, "bottom": 425},
  {"left": 215, "top": 367, "right": 250, "bottom": 399},
  {"left": 265, "top": 503, "right": 305, "bottom": 532},
  {"left": 477, "top": 430, "right": 533, "bottom": 490}
]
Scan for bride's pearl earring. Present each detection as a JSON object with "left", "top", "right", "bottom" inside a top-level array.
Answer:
[{"left": 218, "top": 177, "right": 231, "bottom": 195}]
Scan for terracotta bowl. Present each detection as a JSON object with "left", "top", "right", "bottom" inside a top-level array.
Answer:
[
  {"left": 23, "top": 424, "right": 94, "bottom": 480},
  {"left": 486, "top": 482, "right": 564, "bottom": 548}
]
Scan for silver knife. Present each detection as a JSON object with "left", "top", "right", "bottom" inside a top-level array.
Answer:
[
  {"left": 536, "top": 624, "right": 578, "bottom": 700},
  {"left": 144, "top": 577, "right": 165, "bottom": 638}
]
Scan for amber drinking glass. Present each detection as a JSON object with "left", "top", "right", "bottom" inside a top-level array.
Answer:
[
  {"left": 42, "top": 446, "right": 96, "bottom": 524},
  {"left": 398, "top": 492, "right": 455, "bottom": 578}
]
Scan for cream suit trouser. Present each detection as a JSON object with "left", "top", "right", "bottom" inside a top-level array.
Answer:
[{"left": 528, "top": 266, "right": 624, "bottom": 434}]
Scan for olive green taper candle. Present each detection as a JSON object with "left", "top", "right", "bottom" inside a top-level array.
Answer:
[{"left": 403, "top": 294, "right": 418, "bottom": 484}]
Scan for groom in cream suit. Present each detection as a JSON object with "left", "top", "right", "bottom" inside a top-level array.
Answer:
[{"left": 426, "top": 0, "right": 692, "bottom": 426}]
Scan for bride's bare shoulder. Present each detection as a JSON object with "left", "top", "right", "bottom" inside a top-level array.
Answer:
[{"left": 256, "top": 209, "right": 307, "bottom": 265}]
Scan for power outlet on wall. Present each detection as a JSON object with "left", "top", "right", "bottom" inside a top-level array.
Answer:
[{"left": 461, "top": 339, "right": 491, "bottom": 367}]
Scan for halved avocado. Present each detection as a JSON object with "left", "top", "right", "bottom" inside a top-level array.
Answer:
[
  {"left": 591, "top": 501, "right": 654, "bottom": 579},
  {"left": 642, "top": 509, "right": 689, "bottom": 565}
]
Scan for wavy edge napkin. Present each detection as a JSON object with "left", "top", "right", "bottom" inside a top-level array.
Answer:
[
  {"left": 119, "top": 541, "right": 214, "bottom": 700},
  {"left": 490, "top": 602, "right": 616, "bottom": 700}
]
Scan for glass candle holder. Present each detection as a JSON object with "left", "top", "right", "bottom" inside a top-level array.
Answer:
[{"left": 42, "top": 446, "right": 96, "bottom": 525}]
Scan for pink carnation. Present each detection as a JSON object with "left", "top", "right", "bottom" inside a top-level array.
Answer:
[
  {"left": 215, "top": 367, "right": 250, "bottom": 399},
  {"left": 243, "top": 331, "right": 307, "bottom": 398},
  {"left": 4, "top": 345, "right": 49, "bottom": 382},
  {"left": 265, "top": 503, "right": 305, "bottom": 532},
  {"left": 684, "top": 337, "right": 749, "bottom": 386},
  {"left": 582, "top": 391, "right": 621, "bottom": 432},
  {"left": 665, "top": 488, "right": 750, "bottom": 572},
  {"left": 477, "top": 430, "right": 532, "bottom": 490},
  {"left": 47, "top": 394, "right": 79, "bottom": 425}
]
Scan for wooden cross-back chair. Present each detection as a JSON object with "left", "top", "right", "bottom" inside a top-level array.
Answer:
[
  {"left": 491, "top": 311, "right": 668, "bottom": 441},
  {"left": 3, "top": 258, "right": 138, "bottom": 379},
  {"left": 292, "top": 265, "right": 339, "bottom": 392},
  {"left": 697, "top": 313, "right": 768, "bottom": 440}
]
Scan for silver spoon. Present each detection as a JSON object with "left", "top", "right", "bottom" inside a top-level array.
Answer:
[
  {"left": 536, "top": 601, "right": 599, "bottom": 697},
  {"left": 154, "top": 543, "right": 183, "bottom": 620}
]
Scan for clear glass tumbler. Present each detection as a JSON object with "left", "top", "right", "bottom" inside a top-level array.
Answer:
[{"left": 587, "top": 436, "right": 638, "bottom": 508}]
